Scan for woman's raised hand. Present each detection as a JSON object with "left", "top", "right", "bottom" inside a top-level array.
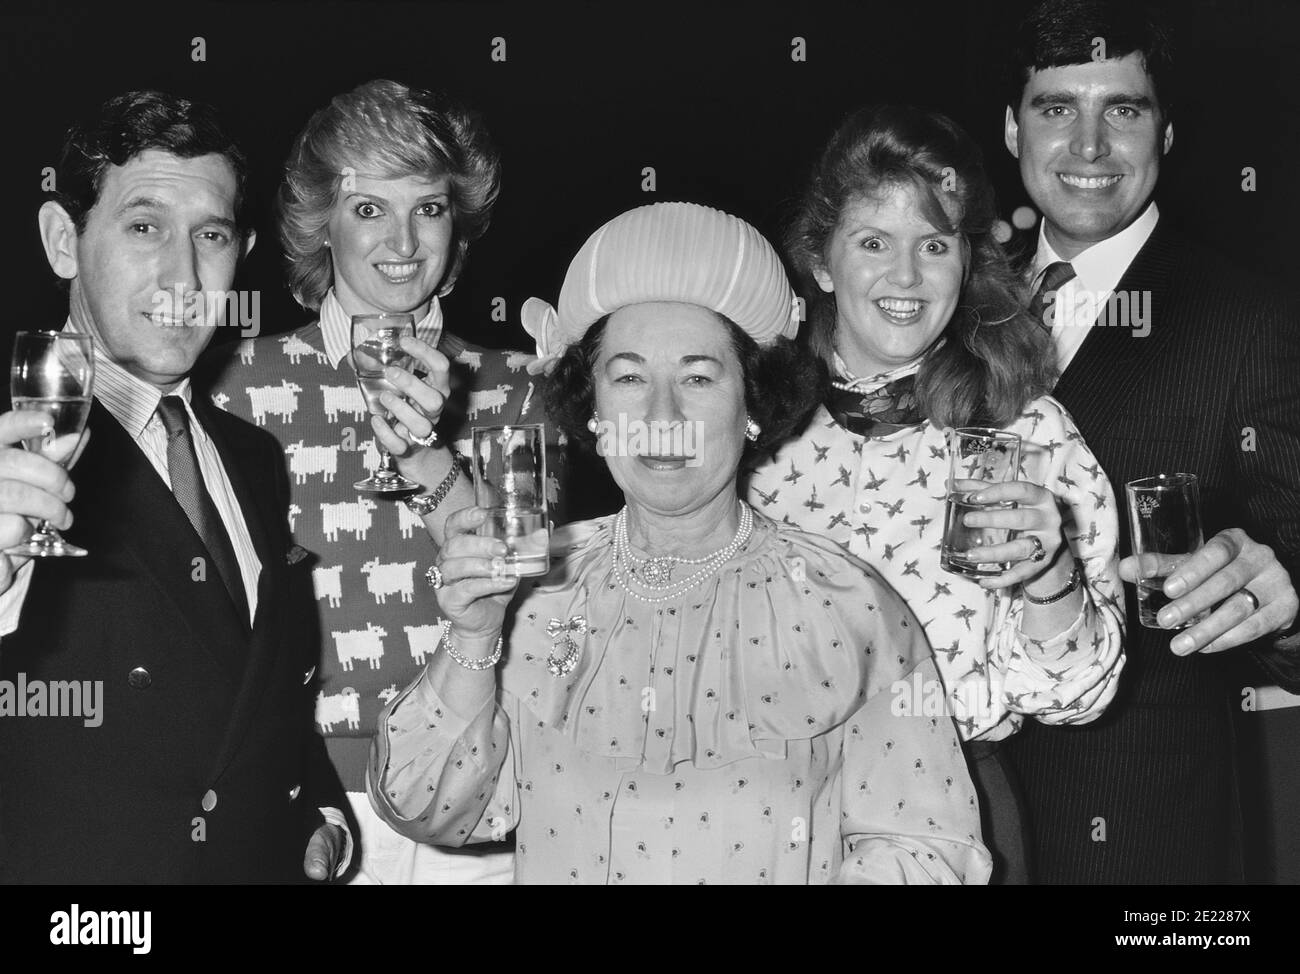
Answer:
[
  {"left": 433, "top": 506, "right": 520, "bottom": 642},
  {"left": 373, "top": 335, "right": 451, "bottom": 458}
]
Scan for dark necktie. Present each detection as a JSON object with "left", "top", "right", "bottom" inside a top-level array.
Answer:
[
  {"left": 1028, "top": 260, "right": 1077, "bottom": 331},
  {"left": 156, "top": 396, "right": 251, "bottom": 629}
]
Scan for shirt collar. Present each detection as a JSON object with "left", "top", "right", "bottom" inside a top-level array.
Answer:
[
  {"left": 64, "top": 316, "right": 197, "bottom": 442},
  {"left": 831, "top": 342, "right": 939, "bottom": 393},
  {"left": 317, "top": 289, "right": 444, "bottom": 368},
  {"left": 1033, "top": 201, "right": 1160, "bottom": 297}
]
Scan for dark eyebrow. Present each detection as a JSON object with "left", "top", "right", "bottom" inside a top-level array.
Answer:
[
  {"left": 343, "top": 191, "right": 449, "bottom": 204},
  {"left": 116, "top": 195, "right": 169, "bottom": 216},
  {"left": 607, "top": 352, "right": 645, "bottom": 365},
  {"left": 203, "top": 216, "right": 239, "bottom": 234},
  {"left": 116, "top": 196, "right": 236, "bottom": 233},
  {"left": 1103, "top": 93, "right": 1155, "bottom": 110},
  {"left": 1028, "top": 91, "right": 1155, "bottom": 111},
  {"left": 1028, "top": 91, "right": 1079, "bottom": 109},
  {"left": 843, "top": 222, "right": 890, "bottom": 236},
  {"left": 680, "top": 355, "right": 723, "bottom": 367}
]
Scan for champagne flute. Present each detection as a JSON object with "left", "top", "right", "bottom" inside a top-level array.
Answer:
[
  {"left": 351, "top": 313, "right": 420, "bottom": 493},
  {"left": 4, "top": 331, "right": 95, "bottom": 557}
]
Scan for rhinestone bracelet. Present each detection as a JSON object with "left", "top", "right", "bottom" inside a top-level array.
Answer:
[{"left": 439, "top": 618, "right": 502, "bottom": 670}]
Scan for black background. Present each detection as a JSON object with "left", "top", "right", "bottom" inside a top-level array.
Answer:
[
  {"left": 2, "top": 0, "right": 1299, "bottom": 884},
  {"left": 3, "top": 0, "right": 1298, "bottom": 350}
]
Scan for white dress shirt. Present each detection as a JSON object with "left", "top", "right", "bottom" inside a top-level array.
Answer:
[
  {"left": 317, "top": 289, "right": 443, "bottom": 369},
  {"left": 1033, "top": 202, "right": 1160, "bottom": 374}
]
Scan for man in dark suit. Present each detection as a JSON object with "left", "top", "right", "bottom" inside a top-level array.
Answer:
[
  {"left": 0, "top": 91, "right": 349, "bottom": 882},
  {"left": 1000, "top": 0, "right": 1300, "bottom": 883}
]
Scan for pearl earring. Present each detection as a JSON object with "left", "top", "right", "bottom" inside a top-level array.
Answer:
[
  {"left": 587, "top": 411, "right": 600, "bottom": 434},
  {"left": 745, "top": 417, "right": 761, "bottom": 442}
]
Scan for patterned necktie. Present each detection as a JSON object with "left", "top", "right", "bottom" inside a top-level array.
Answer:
[
  {"left": 824, "top": 373, "right": 927, "bottom": 437},
  {"left": 156, "top": 396, "right": 251, "bottom": 629},
  {"left": 1028, "top": 260, "right": 1077, "bottom": 331}
]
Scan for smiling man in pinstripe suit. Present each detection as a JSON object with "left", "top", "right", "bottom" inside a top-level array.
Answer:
[{"left": 1001, "top": 0, "right": 1300, "bottom": 883}]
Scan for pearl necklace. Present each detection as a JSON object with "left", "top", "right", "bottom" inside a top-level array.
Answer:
[{"left": 612, "top": 503, "right": 754, "bottom": 603}]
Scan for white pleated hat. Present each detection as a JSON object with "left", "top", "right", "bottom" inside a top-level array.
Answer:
[{"left": 521, "top": 202, "right": 799, "bottom": 370}]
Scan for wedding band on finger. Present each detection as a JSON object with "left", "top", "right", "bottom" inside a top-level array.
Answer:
[
  {"left": 425, "top": 564, "right": 446, "bottom": 590},
  {"left": 1239, "top": 587, "right": 1261, "bottom": 614},
  {"left": 1026, "top": 535, "right": 1047, "bottom": 563}
]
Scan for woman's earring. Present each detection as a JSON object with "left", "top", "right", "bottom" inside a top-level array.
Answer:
[
  {"left": 744, "top": 417, "right": 761, "bottom": 442},
  {"left": 323, "top": 239, "right": 331, "bottom": 248},
  {"left": 586, "top": 411, "right": 600, "bottom": 434}
]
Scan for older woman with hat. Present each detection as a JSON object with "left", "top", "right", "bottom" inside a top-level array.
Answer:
[{"left": 368, "top": 202, "right": 992, "bottom": 884}]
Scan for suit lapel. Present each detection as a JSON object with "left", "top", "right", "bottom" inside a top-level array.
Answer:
[
  {"left": 1052, "top": 224, "right": 1182, "bottom": 434},
  {"left": 191, "top": 398, "right": 290, "bottom": 784},
  {"left": 79, "top": 401, "right": 248, "bottom": 684}
]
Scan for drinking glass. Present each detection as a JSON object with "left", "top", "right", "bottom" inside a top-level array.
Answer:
[
  {"left": 1125, "top": 473, "right": 1208, "bottom": 629},
  {"left": 351, "top": 313, "right": 420, "bottom": 493},
  {"left": 940, "top": 427, "right": 1022, "bottom": 577},
  {"left": 5, "top": 331, "right": 95, "bottom": 557},
  {"left": 470, "top": 424, "right": 550, "bottom": 577}
]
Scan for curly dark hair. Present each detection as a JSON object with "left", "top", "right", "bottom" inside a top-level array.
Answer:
[
  {"left": 50, "top": 89, "right": 250, "bottom": 234},
  {"left": 786, "top": 104, "right": 1056, "bottom": 429},
  {"left": 543, "top": 312, "right": 826, "bottom": 460}
]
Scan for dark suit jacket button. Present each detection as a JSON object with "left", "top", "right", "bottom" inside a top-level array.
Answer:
[{"left": 128, "top": 667, "right": 152, "bottom": 689}]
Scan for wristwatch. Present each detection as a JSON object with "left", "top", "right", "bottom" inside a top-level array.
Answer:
[{"left": 401, "top": 452, "right": 463, "bottom": 516}]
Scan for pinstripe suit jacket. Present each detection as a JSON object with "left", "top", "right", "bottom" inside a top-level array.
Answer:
[{"left": 1005, "top": 223, "right": 1300, "bottom": 883}]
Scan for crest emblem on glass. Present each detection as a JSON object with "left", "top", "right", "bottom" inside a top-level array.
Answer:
[
  {"left": 940, "top": 427, "right": 1022, "bottom": 578},
  {"left": 1125, "top": 472, "right": 1208, "bottom": 630}
]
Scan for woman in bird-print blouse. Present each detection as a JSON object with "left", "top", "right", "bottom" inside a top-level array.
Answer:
[
  {"left": 369, "top": 202, "right": 992, "bottom": 884},
  {"left": 747, "top": 106, "right": 1125, "bottom": 884}
]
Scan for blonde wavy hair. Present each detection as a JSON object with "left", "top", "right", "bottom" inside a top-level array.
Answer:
[{"left": 277, "top": 79, "right": 500, "bottom": 311}]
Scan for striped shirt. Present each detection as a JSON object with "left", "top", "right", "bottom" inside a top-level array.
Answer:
[
  {"left": 316, "top": 289, "right": 444, "bottom": 368},
  {"left": 0, "top": 319, "right": 263, "bottom": 632}
]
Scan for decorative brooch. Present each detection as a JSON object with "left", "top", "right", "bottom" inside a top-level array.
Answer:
[
  {"left": 639, "top": 558, "right": 674, "bottom": 586},
  {"left": 545, "top": 615, "right": 588, "bottom": 676}
]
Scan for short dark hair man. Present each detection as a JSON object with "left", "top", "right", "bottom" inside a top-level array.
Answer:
[
  {"left": 0, "top": 91, "right": 349, "bottom": 882},
  {"left": 1002, "top": 0, "right": 1300, "bottom": 883}
]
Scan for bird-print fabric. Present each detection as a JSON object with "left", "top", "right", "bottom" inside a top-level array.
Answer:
[
  {"left": 370, "top": 513, "right": 993, "bottom": 884},
  {"left": 748, "top": 392, "right": 1125, "bottom": 742}
]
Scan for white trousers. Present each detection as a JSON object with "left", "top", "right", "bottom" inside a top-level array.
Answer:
[{"left": 344, "top": 792, "right": 515, "bottom": 885}]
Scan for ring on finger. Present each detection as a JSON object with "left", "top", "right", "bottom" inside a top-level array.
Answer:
[
  {"left": 409, "top": 428, "right": 438, "bottom": 448},
  {"left": 425, "top": 564, "right": 446, "bottom": 590},
  {"left": 1026, "top": 535, "right": 1047, "bottom": 563},
  {"left": 1238, "top": 586, "right": 1261, "bottom": 614}
]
